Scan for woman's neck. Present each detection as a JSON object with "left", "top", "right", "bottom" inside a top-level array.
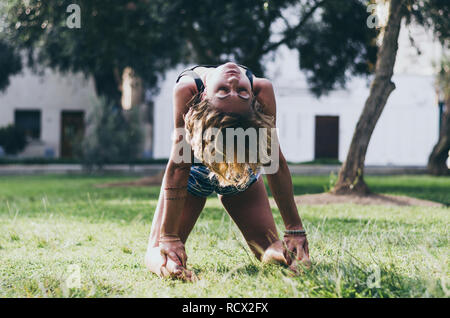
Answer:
[{"left": 194, "top": 64, "right": 247, "bottom": 90}]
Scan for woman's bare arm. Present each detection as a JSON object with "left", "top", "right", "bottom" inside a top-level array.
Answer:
[
  {"left": 157, "top": 80, "right": 197, "bottom": 266},
  {"left": 253, "top": 77, "right": 304, "bottom": 230},
  {"left": 254, "top": 77, "right": 310, "bottom": 267}
]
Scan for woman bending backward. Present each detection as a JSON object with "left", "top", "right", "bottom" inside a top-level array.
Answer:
[{"left": 145, "top": 62, "right": 310, "bottom": 280}]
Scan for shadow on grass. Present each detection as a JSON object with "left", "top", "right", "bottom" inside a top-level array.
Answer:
[
  {"left": 296, "top": 256, "right": 445, "bottom": 297},
  {"left": 369, "top": 185, "right": 450, "bottom": 206},
  {"left": 0, "top": 175, "right": 448, "bottom": 224},
  {"left": 191, "top": 262, "right": 261, "bottom": 278}
]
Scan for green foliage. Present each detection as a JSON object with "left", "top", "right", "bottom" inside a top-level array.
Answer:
[
  {"left": 0, "top": 39, "right": 22, "bottom": 91},
  {"left": 169, "top": 0, "right": 298, "bottom": 75},
  {"left": 171, "top": 0, "right": 379, "bottom": 95},
  {"left": 1, "top": 0, "right": 381, "bottom": 99},
  {"left": 436, "top": 56, "right": 449, "bottom": 99},
  {"left": 2, "top": 0, "right": 183, "bottom": 103},
  {"left": 323, "top": 171, "right": 338, "bottom": 192},
  {"left": 290, "top": 0, "right": 379, "bottom": 96},
  {"left": 81, "top": 98, "right": 143, "bottom": 167},
  {"left": 405, "top": 0, "right": 450, "bottom": 46},
  {"left": 0, "top": 124, "right": 27, "bottom": 155},
  {"left": 0, "top": 175, "right": 448, "bottom": 297},
  {"left": 1, "top": 0, "right": 448, "bottom": 99}
]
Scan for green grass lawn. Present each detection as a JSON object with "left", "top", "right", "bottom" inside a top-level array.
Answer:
[{"left": 0, "top": 174, "right": 448, "bottom": 297}]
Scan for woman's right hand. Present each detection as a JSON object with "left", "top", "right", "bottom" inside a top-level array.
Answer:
[
  {"left": 159, "top": 237, "right": 187, "bottom": 267},
  {"left": 159, "top": 236, "right": 195, "bottom": 281}
]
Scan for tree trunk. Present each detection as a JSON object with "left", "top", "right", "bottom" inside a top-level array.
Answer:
[
  {"left": 93, "top": 68, "right": 123, "bottom": 108},
  {"left": 427, "top": 100, "right": 450, "bottom": 175},
  {"left": 120, "top": 67, "right": 152, "bottom": 157},
  {"left": 120, "top": 67, "right": 144, "bottom": 110},
  {"left": 332, "top": 0, "right": 405, "bottom": 195}
]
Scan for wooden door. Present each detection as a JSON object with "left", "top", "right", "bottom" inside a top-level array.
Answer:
[
  {"left": 61, "top": 111, "right": 84, "bottom": 158},
  {"left": 315, "top": 116, "right": 339, "bottom": 160}
]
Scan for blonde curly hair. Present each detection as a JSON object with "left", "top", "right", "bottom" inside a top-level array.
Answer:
[{"left": 184, "top": 95, "right": 275, "bottom": 189}]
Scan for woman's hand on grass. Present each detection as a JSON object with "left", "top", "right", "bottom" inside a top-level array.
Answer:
[
  {"left": 160, "top": 257, "right": 196, "bottom": 282},
  {"left": 283, "top": 234, "right": 311, "bottom": 272},
  {"left": 145, "top": 246, "right": 196, "bottom": 282},
  {"left": 159, "top": 238, "right": 187, "bottom": 267},
  {"left": 159, "top": 237, "right": 196, "bottom": 281}
]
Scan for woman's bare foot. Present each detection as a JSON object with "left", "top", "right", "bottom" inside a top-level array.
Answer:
[
  {"left": 145, "top": 247, "right": 196, "bottom": 282},
  {"left": 261, "top": 241, "right": 289, "bottom": 265}
]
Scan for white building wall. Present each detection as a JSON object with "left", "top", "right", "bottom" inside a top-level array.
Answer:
[
  {"left": 0, "top": 68, "right": 98, "bottom": 157},
  {"left": 152, "top": 23, "right": 442, "bottom": 166},
  {"left": 152, "top": 65, "right": 439, "bottom": 166},
  {"left": 270, "top": 73, "right": 438, "bottom": 165},
  {"left": 152, "top": 67, "right": 186, "bottom": 159},
  {"left": 367, "top": 74, "right": 438, "bottom": 165}
]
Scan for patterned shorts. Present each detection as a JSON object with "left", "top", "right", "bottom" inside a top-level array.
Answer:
[{"left": 187, "top": 164, "right": 260, "bottom": 197}]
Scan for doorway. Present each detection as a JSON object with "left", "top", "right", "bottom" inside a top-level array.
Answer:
[
  {"left": 315, "top": 116, "right": 339, "bottom": 160},
  {"left": 61, "top": 111, "right": 85, "bottom": 158}
]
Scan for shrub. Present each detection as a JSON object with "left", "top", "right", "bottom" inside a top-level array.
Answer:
[{"left": 0, "top": 124, "right": 27, "bottom": 155}]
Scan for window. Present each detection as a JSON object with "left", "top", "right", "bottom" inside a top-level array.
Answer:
[{"left": 14, "top": 110, "right": 41, "bottom": 140}]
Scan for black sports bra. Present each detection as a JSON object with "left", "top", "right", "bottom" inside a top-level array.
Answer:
[{"left": 175, "top": 64, "right": 254, "bottom": 94}]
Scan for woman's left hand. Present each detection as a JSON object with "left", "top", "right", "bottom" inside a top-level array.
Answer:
[{"left": 283, "top": 234, "right": 311, "bottom": 271}]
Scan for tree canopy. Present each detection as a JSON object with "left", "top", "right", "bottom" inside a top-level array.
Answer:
[
  {"left": 151, "top": 0, "right": 380, "bottom": 95},
  {"left": 1, "top": 0, "right": 381, "bottom": 101},
  {"left": 1, "top": 0, "right": 183, "bottom": 104},
  {"left": 0, "top": 39, "right": 21, "bottom": 92},
  {"left": 2, "top": 0, "right": 447, "bottom": 99}
]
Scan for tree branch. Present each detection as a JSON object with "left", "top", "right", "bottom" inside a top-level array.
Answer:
[{"left": 261, "top": 0, "right": 325, "bottom": 55}]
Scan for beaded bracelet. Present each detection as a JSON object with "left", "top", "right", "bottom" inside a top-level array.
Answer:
[{"left": 284, "top": 229, "right": 307, "bottom": 236}]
